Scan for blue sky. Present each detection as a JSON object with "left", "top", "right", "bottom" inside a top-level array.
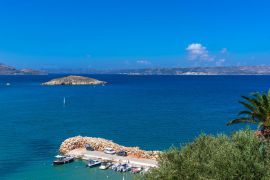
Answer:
[{"left": 0, "top": 0, "right": 269, "bottom": 69}]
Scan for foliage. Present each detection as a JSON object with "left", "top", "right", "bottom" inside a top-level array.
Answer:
[
  {"left": 227, "top": 90, "right": 270, "bottom": 128},
  {"left": 141, "top": 129, "right": 270, "bottom": 180}
]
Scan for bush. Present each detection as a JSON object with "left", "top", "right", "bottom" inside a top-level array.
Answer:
[{"left": 141, "top": 129, "right": 270, "bottom": 180}]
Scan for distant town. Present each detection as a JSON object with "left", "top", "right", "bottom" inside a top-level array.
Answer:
[
  {"left": 2, "top": 63, "right": 270, "bottom": 75},
  {"left": 44, "top": 65, "right": 270, "bottom": 75}
]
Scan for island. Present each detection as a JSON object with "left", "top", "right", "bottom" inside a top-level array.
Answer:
[{"left": 42, "top": 75, "right": 107, "bottom": 85}]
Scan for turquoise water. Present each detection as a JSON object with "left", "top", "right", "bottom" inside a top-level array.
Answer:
[{"left": 0, "top": 75, "right": 269, "bottom": 180}]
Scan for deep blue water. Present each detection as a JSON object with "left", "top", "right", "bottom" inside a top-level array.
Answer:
[{"left": 0, "top": 75, "right": 268, "bottom": 179}]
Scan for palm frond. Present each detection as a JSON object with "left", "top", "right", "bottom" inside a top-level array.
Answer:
[
  {"left": 227, "top": 118, "right": 257, "bottom": 126},
  {"left": 251, "top": 92, "right": 262, "bottom": 100},
  {"left": 258, "top": 106, "right": 266, "bottom": 119},
  {"left": 252, "top": 112, "right": 264, "bottom": 121},
  {"left": 238, "top": 110, "right": 252, "bottom": 116},
  {"left": 239, "top": 101, "right": 256, "bottom": 111},
  {"left": 262, "top": 94, "right": 269, "bottom": 107},
  {"left": 228, "top": 90, "right": 270, "bottom": 127},
  {"left": 244, "top": 96, "right": 262, "bottom": 108}
]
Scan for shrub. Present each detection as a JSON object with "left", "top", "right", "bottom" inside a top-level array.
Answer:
[{"left": 141, "top": 129, "right": 270, "bottom": 180}]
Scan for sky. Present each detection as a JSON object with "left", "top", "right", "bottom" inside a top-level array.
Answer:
[{"left": 0, "top": 0, "right": 270, "bottom": 69}]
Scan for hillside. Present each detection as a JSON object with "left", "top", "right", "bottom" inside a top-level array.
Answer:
[{"left": 0, "top": 63, "right": 46, "bottom": 75}]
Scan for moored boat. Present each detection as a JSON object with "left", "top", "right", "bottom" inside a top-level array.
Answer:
[
  {"left": 86, "top": 159, "right": 101, "bottom": 168},
  {"left": 112, "top": 163, "right": 131, "bottom": 172},
  {"left": 53, "top": 155, "right": 74, "bottom": 165},
  {"left": 132, "top": 167, "right": 143, "bottom": 174},
  {"left": 111, "top": 163, "right": 121, "bottom": 171},
  {"left": 99, "top": 161, "right": 112, "bottom": 170}
]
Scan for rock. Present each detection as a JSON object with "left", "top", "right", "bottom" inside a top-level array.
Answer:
[
  {"left": 59, "top": 136, "right": 161, "bottom": 160},
  {"left": 42, "top": 75, "right": 107, "bottom": 86}
]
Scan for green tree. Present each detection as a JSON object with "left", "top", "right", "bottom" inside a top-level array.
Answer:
[
  {"left": 141, "top": 129, "right": 270, "bottom": 180},
  {"left": 227, "top": 90, "right": 270, "bottom": 137}
]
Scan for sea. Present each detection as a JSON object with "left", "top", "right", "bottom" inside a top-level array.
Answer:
[{"left": 0, "top": 74, "right": 268, "bottom": 180}]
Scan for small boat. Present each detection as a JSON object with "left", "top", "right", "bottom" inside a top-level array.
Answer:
[
  {"left": 132, "top": 167, "right": 143, "bottom": 174},
  {"left": 86, "top": 159, "right": 101, "bottom": 168},
  {"left": 99, "top": 161, "right": 112, "bottom": 170},
  {"left": 111, "top": 163, "right": 121, "bottom": 171},
  {"left": 53, "top": 155, "right": 74, "bottom": 165},
  {"left": 122, "top": 164, "right": 131, "bottom": 172},
  {"left": 6, "top": 83, "right": 10, "bottom": 86},
  {"left": 104, "top": 147, "right": 116, "bottom": 154},
  {"left": 114, "top": 163, "right": 131, "bottom": 172}
]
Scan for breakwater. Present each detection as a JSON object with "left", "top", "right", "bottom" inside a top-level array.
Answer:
[{"left": 59, "top": 136, "right": 160, "bottom": 160}]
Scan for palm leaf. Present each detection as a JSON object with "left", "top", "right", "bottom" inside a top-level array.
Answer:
[
  {"left": 251, "top": 92, "right": 262, "bottom": 100},
  {"left": 239, "top": 101, "right": 256, "bottom": 111},
  {"left": 262, "top": 94, "right": 269, "bottom": 108},
  {"left": 227, "top": 90, "right": 270, "bottom": 127},
  {"left": 242, "top": 95, "right": 261, "bottom": 107},
  {"left": 238, "top": 110, "right": 252, "bottom": 116},
  {"left": 226, "top": 118, "right": 257, "bottom": 125}
]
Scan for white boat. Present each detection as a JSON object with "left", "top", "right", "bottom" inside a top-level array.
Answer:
[
  {"left": 116, "top": 163, "right": 131, "bottom": 172},
  {"left": 104, "top": 147, "right": 116, "bottom": 154},
  {"left": 6, "top": 83, "right": 10, "bottom": 86},
  {"left": 111, "top": 163, "right": 121, "bottom": 171},
  {"left": 86, "top": 159, "right": 101, "bottom": 168},
  {"left": 53, "top": 155, "right": 74, "bottom": 165},
  {"left": 99, "top": 162, "right": 112, "bottom": 170}
]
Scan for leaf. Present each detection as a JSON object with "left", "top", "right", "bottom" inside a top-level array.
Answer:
[
  {"left": 241, "top": 96, "right": 259, "bottom": 106},
  {"left": 238, "top": 110, "right": 252, "bottom": 116},
  {"left": 262, "top": 94, "right": 269, "bottom": 108},
  {"left": 239, "top": 101, "right": 256, "bottom": 111},
  {"left": 226, "top": 118, "right": 256, "bottom": 126}
]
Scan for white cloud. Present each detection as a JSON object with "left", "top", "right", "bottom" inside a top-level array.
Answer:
[
  {"left": 186, "top": 43, "right": 213, "bottom": 61},
  {"left": 215, "top": 59, "right": 226, "bottom": 66},
  {"left": 136, "top": 60, "right": 151, "bottom": 65}
]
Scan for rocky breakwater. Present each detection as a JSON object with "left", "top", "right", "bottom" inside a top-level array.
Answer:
[
  {"left": 42, "top": 75, "right": 107, "bottom": 85},
  {"left": 59, "top": 136, "right": 160, "bottom": 160}
]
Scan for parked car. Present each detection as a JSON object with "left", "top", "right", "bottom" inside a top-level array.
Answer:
[
  {"left": 85, "top": 144, "right": 94, "bottom": 151},
  {"left": 104, "top": 147, "right": 116, "bottom": 154},
  {"left": 116, "top": 151, "right": 128, "bottom": 156}
]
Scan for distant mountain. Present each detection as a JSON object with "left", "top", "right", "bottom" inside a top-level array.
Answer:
[
  {"left": 46, "top": 66, "right": 270, "bottom": 75},
  {"left": 107, "top": 66, "right": 270, "bottom": 75},
  {"left": 0, "top": 63, "right": 47, "bottom": 75}
]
